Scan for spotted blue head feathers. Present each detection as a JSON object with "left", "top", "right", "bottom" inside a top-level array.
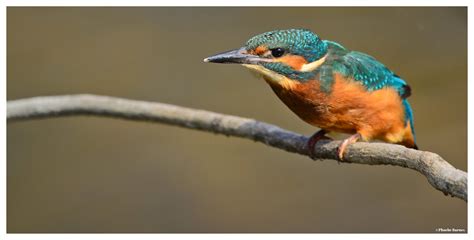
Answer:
[{"left": 245, "top": 29, "right": 328, "bottom": 62}]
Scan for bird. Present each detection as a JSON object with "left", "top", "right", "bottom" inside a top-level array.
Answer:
[{"left": 204, "top": 29, "right": 417, "bottom": 160}]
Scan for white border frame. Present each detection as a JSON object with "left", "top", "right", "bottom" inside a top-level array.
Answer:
[{"left": 1, "top": 1, "right": 471, "bottom": 240}]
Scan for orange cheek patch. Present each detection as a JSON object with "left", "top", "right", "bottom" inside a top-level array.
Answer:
[
  {"left": 254, "top": 45, "right": 268, "bottom": 55},
  {"left": 275, "top": 55, "right": 308, "bottom": 70}
]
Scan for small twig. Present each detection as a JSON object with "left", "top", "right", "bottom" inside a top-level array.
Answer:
[{"left": 7, "top": 94, "right": 467, "bottom": 201}]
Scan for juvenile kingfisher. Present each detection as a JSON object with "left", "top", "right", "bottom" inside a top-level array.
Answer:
[{"left": 204, "top": 29, "right": 417, "bottom": 160}]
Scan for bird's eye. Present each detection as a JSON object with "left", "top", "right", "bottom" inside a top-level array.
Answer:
[{"left": 270, "top": 48, "right": 285, "bottom": 58}]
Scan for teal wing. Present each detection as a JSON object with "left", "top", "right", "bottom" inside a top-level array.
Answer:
[
  {"left": 340, "top": 51, "right": 410, "bottom": 98},
  {"left": 323, "top": 40, "right": 410, "bottom": 98}
]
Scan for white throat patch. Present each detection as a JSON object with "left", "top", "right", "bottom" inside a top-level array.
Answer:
[
  {"left": 242, "top": 64, "right": 298, "bottom": 89},
  {"left": 242, "top": 64, "right": 287, "bottom": 83}
]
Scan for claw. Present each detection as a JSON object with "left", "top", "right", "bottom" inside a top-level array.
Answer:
[
  {"left": 337, "top": 133, "right": 361, "bottom": 160},
  {"left": 306, "top": 129, "right": 332, "bottom": 158}
]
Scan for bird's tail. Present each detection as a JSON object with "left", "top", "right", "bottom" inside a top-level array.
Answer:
[{"left": 402, "top": 99, "right": 418, "bottom": 149}]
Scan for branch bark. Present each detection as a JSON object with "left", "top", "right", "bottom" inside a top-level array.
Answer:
[{"left": 7, "top": 94, "right": 467, "bottom": 201}]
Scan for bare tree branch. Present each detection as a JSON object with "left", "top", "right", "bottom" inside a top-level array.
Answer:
[{"left": 7, "top": 94, "right": 467, "bottom": 201}]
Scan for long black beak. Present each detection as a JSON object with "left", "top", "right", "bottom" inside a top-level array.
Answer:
[{"left": 203, "top": 47, "right": 271, "bottom": 64}]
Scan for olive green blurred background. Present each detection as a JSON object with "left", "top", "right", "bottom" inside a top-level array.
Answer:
[{"left": 7, "top": 7, "right": 467, "bottom": 233}]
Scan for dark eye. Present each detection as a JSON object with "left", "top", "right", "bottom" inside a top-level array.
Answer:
[{"left": 270, "top": 48, "right": 285, "bottom": 58}]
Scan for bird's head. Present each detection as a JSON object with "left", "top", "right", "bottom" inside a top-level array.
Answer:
[{"left": 204, "top": 29, "right": 328, "bottom": 83}]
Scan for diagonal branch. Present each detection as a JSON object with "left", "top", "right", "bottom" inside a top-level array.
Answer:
[{"left": 7, "top": 94, "right": 467, "bottom": 201}]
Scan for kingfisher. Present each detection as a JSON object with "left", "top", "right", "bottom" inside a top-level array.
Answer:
[{"left": 204, "top": 29, "right": 417, "bottom": 160}]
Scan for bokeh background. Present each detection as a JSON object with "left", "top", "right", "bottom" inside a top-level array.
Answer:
[{"left": 7, "top": 7, "right": 467, "bottom": 233}]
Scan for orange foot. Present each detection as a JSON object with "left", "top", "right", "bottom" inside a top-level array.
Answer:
[
  {"left": 337, "top": 133, "right": 361, "bottom": 160},
  {"left": 306, "top": 129, "right": 332, "bottom": 157}
]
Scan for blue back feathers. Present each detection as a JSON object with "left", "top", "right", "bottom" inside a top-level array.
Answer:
[{"left": 324, "top": 40, "right": 410, "bottom": 98}]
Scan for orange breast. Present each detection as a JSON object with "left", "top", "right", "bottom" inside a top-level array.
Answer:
[
  {"left": 275, "top": 55, "right": 308, "bottom": 70},
  {"left": 267, "top": 73, "right": 414, "bottom": 146}
]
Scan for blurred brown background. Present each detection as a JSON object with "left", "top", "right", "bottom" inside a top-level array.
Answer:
[{"left": 7, "top": 7, "right": 467, "bottom": 233}]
